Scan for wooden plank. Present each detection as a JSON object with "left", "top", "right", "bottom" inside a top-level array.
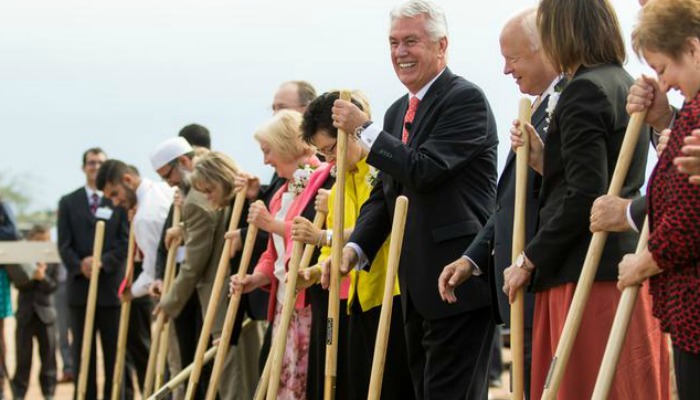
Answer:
[{"left": 0, "top": 242, "right": 61, "bottom": 264}]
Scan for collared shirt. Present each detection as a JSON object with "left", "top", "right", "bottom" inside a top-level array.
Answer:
[
  {"left": 131, "top": 178, "right": 174, "bottom": 297},
  {"left": 357, "top": 68, "right": 447, "bottom": 151},
  {"left": 85, "top": 185, "right": 103, "bottom": 205}
]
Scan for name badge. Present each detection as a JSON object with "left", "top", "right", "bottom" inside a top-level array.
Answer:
[{"left": 95, "top": 207, "right": 114, "bottom": 220}]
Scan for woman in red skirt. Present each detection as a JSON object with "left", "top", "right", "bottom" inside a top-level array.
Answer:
[{"left": 507, "top": 0, "right": 669, "bottom": 398}]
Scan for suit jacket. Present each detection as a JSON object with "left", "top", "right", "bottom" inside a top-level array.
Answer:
[
  {"left": 630, "top": 194, "right": 648, "bottom": 230},
  {"left": 351, "top": 68, "right": 499, "bottom": 320},
  {"left": 463, "top": 91, "right": 556, "bottom": 327},
  {"left": 16, "top": 263, "right": 59, "bottom": 325},
  {"left": 57, "top": 187, "right": 129, "bottom": 307},
  {"left": 525, "top": 65, "right": 649, "bottom": 291},
  {"left": 160, "top": 189, "right": 224, "bottom": 325}
]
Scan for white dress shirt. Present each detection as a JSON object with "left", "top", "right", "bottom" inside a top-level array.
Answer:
[
  {"left": 85, "top": 185, "right": 103, "bottom": 205},
  {"left": 131, "top": 178, "right": 174, "bottom": 297}
]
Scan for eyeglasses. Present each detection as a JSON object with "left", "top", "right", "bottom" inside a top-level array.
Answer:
[
  {"left": 159, "top": 163, "right": 177, "bottom": 181},
  {"left": 316, "top": 141, "right": 337, "bottom": 157},
  {"left": 85, "top": 160, "right": 103, "bottom": 167},
  {"left": 271, "top": 103, "right": 303, "bottom": 114}
]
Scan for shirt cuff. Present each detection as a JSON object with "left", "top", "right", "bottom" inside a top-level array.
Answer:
[
  {"left": 625, "top": 203, "right": 639, "bottom": 233},
  {"left": 176, "top": 246, "right": 186, "bottom": 263},
  {"left": 345, "top": 242, "right": 369, "bottom": 271},
  {"left": 131, "top": 271, "right": 154, "bottom": 297},
  {"left": 461, "top": 255, "right": 483, "bottom": 276},
  {"left": 358, "top": 123, "right": 383, "bottom": 151}
]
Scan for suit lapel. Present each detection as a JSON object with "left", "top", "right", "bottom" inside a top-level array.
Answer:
[
  {"left": 407, "top": 68, "right": 452, "bottom": 147},
  {"left": 76, "top": 188, "right": 95, "bottom": 221},
  {"left": 498, "top": 93, "right": 550, "bottom": 192},
  {"left": 531, "top": 96, "right": 549, "bottom": 132}
]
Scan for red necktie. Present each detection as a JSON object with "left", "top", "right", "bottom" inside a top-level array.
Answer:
[
  {"left": 90, "top": 193, "right": 99, "bottom": 215},
  {"left": 402, "top": 96, "right": 420, "bottom": 143}
]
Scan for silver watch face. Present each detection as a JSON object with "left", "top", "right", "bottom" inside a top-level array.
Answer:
[
  {"left": 354, "top": 126, "right": 364, "bottom": 139},
  {"left": 516, "top": 253, "right": 524, "bottom": 268}
]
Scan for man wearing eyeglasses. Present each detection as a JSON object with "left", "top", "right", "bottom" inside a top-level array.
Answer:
[
  {"left": 150, "top": 137, "right": 236, "bottom": 399},
  {"left": 57, "top": 147, "right": 129, "bottom": 400}
]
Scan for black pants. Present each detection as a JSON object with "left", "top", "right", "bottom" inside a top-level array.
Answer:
[
  {"left": 174, "top": 293, "right": 212, "bottom": 400},
  {"left": 13, "top": 314, "right": 57, "bottom": 398},
  {"left": 307, "top": 284, "right": 349, "bottom": 400},
  {"left": 347, "top": 297, "right": 414, "bottom": 400},
  {"left": 673, "top": 345, "right": 700, "bottom": 400},
  {"left": 404, "top": 297, "right": 494, "bottom": 400},
  {"left": 489, "top": 326, "right": 503, "bottom": 382},
  {"left": 123, "top": 297, "right": 152, "bottom": 398},
  {"left": 70, "top": 304, "right": 121, "bottom": 400}
]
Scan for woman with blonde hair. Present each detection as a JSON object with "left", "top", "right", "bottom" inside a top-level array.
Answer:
[
  {"left": 190, "top": 151, "right": 240, "bottom": 208},
  {"left": 230, "top": 110, "right": 335, "bottom": 399},
  {"left": 508, "top": 0, "right": 668, "bottom": 398}
]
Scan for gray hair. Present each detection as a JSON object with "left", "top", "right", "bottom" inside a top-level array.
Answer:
[{"left": 390, "top": 0, "right": 448, "bottom": 41}]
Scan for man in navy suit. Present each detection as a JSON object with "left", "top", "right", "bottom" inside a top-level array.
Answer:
[
  {"left": 438, "top": 8, "right": 561, "bottom": 399},
  {"left": 57, "top": 147, "right": 129, "bottom": 400},
  {"left": 332, "top": 1, "right": 498, "bottom": 398}
]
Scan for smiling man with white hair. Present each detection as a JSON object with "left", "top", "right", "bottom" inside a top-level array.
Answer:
[{"left": 331, "top": 1, "right": 499, "bottom": 398}]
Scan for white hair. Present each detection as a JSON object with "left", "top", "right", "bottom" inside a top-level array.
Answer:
[
  {"left": 390, "top": 0, "right": 448, "bottom": 41},
  {"left": 515, "top": 7, "right": 540, "bottom": 51}
]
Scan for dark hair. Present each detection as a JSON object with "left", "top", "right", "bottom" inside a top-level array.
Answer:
[
  {"left": 96, "top": 159, "right": 138, "bottom": 191},
  {"left": 82, "top": 147, "right": 106, "bottom": 166},
  {"left": 291, "top": 81, "right": 317, "bottom": 107},
  {"left": 179, "top": 124, "right": 211, "bottom": 149},
  {"left": 538, "top": 0, "right": 625, "bottom": 74},
  {"left": 301, "top": 91, "right": 365, "bottom": 144},
  {"left": 633, "top": 0, "right": 700, "bottom": 61}
]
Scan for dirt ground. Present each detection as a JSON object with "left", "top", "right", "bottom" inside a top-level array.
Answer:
[{"left": 3, "top": 285, "right": 513, "bottom": 400}]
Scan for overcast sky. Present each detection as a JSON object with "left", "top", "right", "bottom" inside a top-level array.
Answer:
[{"left": 0, "top": 0, "right": 678, "bottom": 212}]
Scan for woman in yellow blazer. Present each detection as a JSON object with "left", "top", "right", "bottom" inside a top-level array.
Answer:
[{"left": 292, "top": 91, "right": 414, "bottom": 400}]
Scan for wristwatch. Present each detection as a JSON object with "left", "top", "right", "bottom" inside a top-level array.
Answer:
[
  {"left": 354, "top": 120, "right": 373, "bottom": 139},
  {"left": 515, "top": 252, "right": 535, "bottom": 273}
]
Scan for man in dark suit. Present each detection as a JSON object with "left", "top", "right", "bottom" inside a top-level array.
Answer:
[
  {"left": 437, "top": 9, "right": 561, "bottom": 399},
  {"left": 331, "top": 1, "right": 498, "bottom": 398},
  {"left": 12, "top": 225, "right": 59, "bottom": 400},
  {"left": 57, "top": 147, "right": 129, "bottom": 400}
]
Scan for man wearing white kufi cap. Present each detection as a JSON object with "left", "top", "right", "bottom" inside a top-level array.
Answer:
[
  {"left": 149, "top": 137, "right": 194, "bottom": 186},
  {"left": 149, "top": 137, "right": 240, "bottom": 400}
]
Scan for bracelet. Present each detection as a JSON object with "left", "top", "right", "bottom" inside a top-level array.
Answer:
[{"left": 326, "top": 229, "right": 333, "bottom": 247}]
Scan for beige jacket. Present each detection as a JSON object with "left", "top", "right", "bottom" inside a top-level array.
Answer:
[{"left": 161, "top": 189, "right": 230, "bottom": 335}]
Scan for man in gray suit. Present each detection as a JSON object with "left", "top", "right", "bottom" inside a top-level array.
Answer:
[{"left": 438, "top": 8, "right": 560, "bottom": 399}]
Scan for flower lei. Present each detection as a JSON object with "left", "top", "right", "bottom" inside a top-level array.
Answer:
[
  {"left": 366, "top": 166, "right": 379, "bottom": 188},
  {"left": 544, "top": 76, "right": 567, "bottom": 132},
  {"left": 288, "top": 164, "right": 316, "bottom": 195}
]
